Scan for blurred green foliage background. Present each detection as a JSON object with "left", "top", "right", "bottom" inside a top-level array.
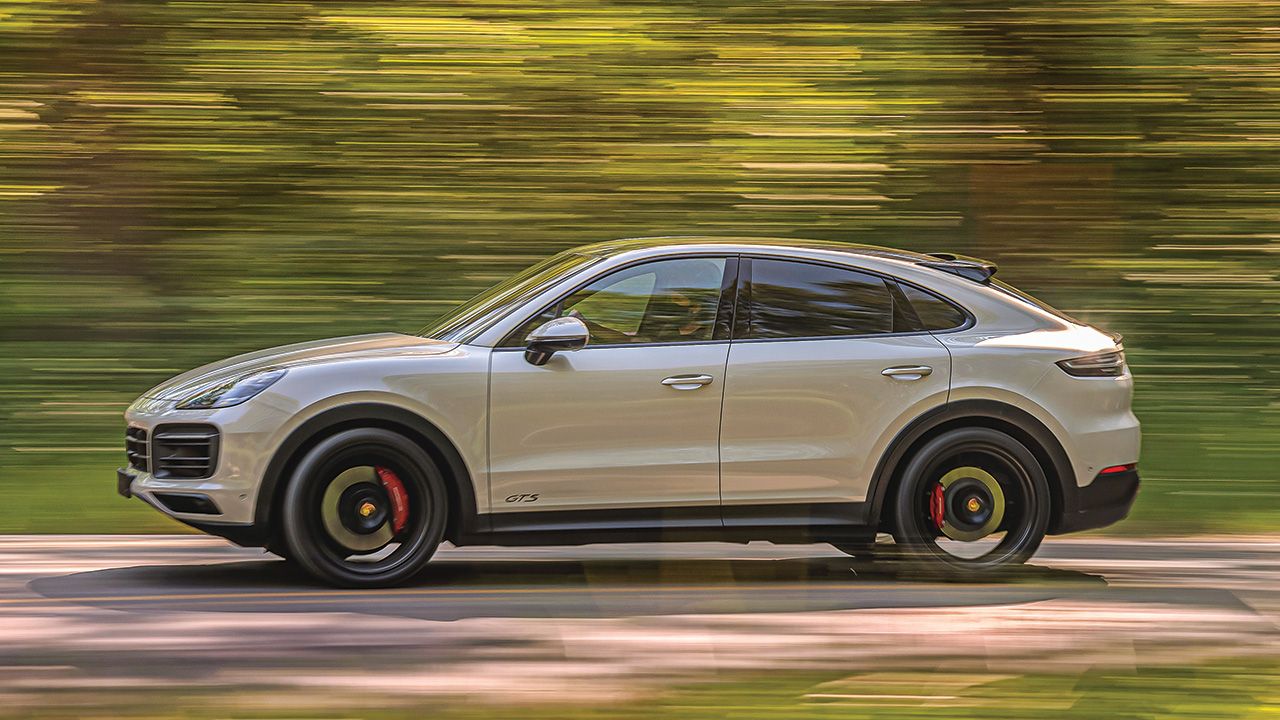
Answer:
[{"left": 0, "top": 0, "right": 1275, "bottom": 534}]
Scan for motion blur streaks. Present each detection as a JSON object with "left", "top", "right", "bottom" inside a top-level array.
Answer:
[{"left": 0, "top": 1, "right": 1276, "bottom": 531}]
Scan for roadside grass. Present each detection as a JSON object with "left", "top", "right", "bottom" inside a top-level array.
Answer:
[{"left": 9, "top": 659, "right": 1280, "bottom": 719}]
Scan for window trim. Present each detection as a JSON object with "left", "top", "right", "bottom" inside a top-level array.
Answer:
[
  {"left": 494, "top": 254, "right": 740, "bottom": 350},
  {"left": 732, "top": 254, "right": 974, "bottom": 343}
]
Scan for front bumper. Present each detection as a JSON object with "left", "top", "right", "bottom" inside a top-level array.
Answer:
[
  {"left": 121, "top": 394, "right": 289, "bottom": 530},
  {"left": 1051, "top": 467, "right": 1140, "bottom": 534},
  {"left": 117, "top": 466, "right": 268, "bottom": 545},
  {"left": 116, "top": 467, "right": 134, "bottom": 499}
]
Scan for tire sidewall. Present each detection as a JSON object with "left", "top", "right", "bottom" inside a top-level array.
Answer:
[
  {"left": 891, "top": 427, "right": 1050, "bottom": 572},
  {"left": 282, "top": 428, "right": 447, "bottom": 587}
]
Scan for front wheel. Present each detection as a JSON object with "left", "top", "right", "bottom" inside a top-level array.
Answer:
[
  {"left": 890, "top": 427, "right": 1050, "bottom": 573},
  {"left": 282, "top": 428, "right": 447, "bottom": 587}
]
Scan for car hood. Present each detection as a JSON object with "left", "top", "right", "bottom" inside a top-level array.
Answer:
[{"left": 140, "top": 333, "right": 457, "bottom": 401}]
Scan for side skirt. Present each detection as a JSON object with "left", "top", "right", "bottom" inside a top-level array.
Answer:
[{"left": 456, "top": 502, "right": 873, "bottom": 547}]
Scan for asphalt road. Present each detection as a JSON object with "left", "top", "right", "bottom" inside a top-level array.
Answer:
[{"left": 2, "top": 536, "right": 1279, "bottom": 712}]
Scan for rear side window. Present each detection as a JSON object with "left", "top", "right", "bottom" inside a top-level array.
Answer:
[
  {"left": 898, "top": 283, "right": 968, "bottom": 331},
  {"left": 745, "top": 259, "right": 893, "bottom": 339}
]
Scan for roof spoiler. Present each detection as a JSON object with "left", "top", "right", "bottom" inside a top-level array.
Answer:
[{"left": 918, "top": 253, "right": 998, "bottom": 283}]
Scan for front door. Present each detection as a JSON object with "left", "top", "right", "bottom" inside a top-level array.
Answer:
[{"left": 488, "top": 256, "right": 735, "bottom": 523}]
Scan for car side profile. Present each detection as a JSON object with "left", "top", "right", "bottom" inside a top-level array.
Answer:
[{"left": 118, "top": 237, "right": 1141, "bottom": 587}]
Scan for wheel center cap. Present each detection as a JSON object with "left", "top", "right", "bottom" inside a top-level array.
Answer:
[
  {"left": 935, "top": 466, "right": 1006, "bottom": 542},
  {"left": 358, "top": 501, "right": 378, "bottom": 518}
]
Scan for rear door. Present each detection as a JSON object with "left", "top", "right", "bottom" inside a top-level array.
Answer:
[{"left": 719, "top": 257, "right": 952, "bottom": 516}]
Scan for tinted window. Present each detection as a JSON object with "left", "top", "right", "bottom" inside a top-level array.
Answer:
[
  {"left": 899, "top": 283, "right": 968, "bottom": 331},
  {"left": 507, "top": 257, "right": 727, "bottom": 346},
  {"left": 746, "top": 259, "right": 893, "bottom": 339}
]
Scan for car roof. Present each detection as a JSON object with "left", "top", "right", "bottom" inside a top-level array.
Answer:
[{"left": 574, "top": 235, "right": 939, "bottom": 264}]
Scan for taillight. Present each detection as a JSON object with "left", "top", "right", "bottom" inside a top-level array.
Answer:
[{"left": 1057, "top": 349, "right": 1126, "bottom": 377}]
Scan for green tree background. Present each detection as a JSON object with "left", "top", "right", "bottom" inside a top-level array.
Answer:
[{"left": 0, "top": 0, "right": 1275, "bottom": 533}]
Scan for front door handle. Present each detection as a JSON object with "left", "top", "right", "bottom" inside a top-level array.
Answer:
[
  {"left": 882, "top": 365, "right": 933, "bottom": 380},
  {"left": 661, "top": 373, "right": 715, "bottom": 390}
]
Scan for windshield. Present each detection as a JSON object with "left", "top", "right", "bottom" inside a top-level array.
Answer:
[{"left": 420, "top": 251, "right": 599, "bottom": 343}]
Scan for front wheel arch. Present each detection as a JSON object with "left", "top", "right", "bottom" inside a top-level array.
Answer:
[
  {"left": 868, "top": 400, "right": 1074, "bottom": 536},
  {"left": 257, "top": 403, "right": 479, "bottom": 547}
]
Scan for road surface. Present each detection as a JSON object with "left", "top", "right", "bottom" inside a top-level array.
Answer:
[{"left": 1, "top": 536, "right": 1278, "bottom": 712}]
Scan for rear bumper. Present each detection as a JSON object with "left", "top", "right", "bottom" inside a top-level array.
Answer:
[{"left": 1050, "top": 468, "right": 1140, "bottom": 534}]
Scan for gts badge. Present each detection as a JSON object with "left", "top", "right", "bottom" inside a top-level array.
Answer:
[{"left": 505, "top": 493, "right": 540, "bottom": 504}]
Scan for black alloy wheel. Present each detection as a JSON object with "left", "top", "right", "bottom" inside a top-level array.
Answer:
[
  {"left": 282, "top": 428, "right": 447, "bottom": 587},
  {"left": 891, "top": 427, "right": 1050, "bottom": 573}
]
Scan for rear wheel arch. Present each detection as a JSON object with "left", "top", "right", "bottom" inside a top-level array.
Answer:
[
  {"left": 868, "top": 399, "right": 1074, "bottom": 535},
  {"left": 257, "top": 403, "right": 480, "bottom": 546}
]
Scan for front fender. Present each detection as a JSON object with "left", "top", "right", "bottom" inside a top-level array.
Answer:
[{"left": 253, "top": 400, "right": 485, "bottom": 541}]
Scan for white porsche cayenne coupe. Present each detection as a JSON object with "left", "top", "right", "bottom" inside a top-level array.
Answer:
[{"left": 119, "top": 237, "right": 1140, "bottom": 587}]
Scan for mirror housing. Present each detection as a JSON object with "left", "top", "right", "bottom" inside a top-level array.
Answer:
[{"left": 524, "top": 316, "right": 589, "bottom": 366}]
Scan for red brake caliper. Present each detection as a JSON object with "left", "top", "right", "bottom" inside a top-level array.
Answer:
[
  {"left": 929, "top": 483, "right": 946, "bottom": 532},
  {"left": 375, "top": 466, "right": 410, "bottom": 534}
]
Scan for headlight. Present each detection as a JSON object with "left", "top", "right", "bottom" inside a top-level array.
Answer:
[{"left": 176, "top": 369, "right": 286, "bottom": 410}]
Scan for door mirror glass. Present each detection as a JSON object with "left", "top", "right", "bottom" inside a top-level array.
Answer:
[{"left": 524, "top": 316, "right": 590, "bottom": 366}]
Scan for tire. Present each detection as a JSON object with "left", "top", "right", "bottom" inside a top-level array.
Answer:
[
  {"left": 281, "top": 428, "right": 448, "bottom": 587},
  {"left": 890, "top": 427, "right": 1050, "bottom": 573}
]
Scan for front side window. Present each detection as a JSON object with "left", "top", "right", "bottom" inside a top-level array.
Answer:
[
  {"left": 507, "top": 257, "right": 728, "bottom": 346},
  {"left": 745, "top": 259, "right": 893, "bottom": 339}
]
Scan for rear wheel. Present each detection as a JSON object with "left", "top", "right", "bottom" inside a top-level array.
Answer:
[
  {"left": 891, "top": 427, "right": 1049, "bottom": 573},
  {"left": 282, "top": 428, "right": 447, "bottom": 587}
]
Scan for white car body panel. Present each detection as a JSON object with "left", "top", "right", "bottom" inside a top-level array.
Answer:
[
  {"left": 941, "top": 324, "right": 1139, "bottom": 488},
  {"left": 127, "top": 341, "right": 492, "bottom": 523},
  {"left": 488, "top": 342, "right": 728, "bottom": 512},
  {"left": 719, "top": 333, "right": 950, "bottom": 505},
  {"left": 140, "top": 333, "right": 450, "bottom": 400}
]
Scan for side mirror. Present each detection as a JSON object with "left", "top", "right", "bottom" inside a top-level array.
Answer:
[{"left": 524, "top": 316, "right": 589, "bottom": 366}]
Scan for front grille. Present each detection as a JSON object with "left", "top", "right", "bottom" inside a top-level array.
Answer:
[
  {"left": 152, "top": 424, "right": 220, "bottom": 479},
  {"left": 125, "top": 426, "right": 149, "bottom": 473}
]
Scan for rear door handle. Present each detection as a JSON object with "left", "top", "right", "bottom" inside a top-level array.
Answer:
[
  {"left": 661, "top": 373, "right": 715, "bottom": 390},
  {"left": 882, "top": 365, "right": 933, "bottom": 380}
]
